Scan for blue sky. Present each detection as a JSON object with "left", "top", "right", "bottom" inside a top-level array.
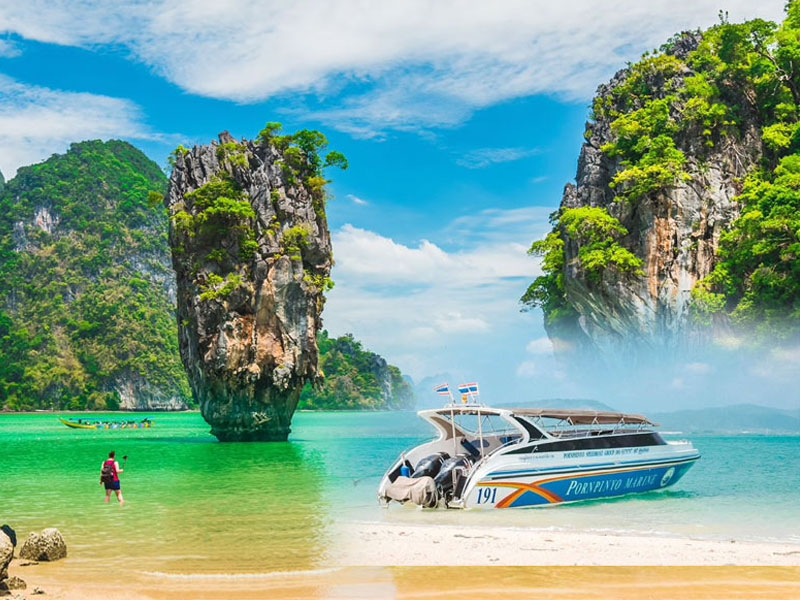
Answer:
[{"left": 1, "top": 0, "right": 793, "bottom": 410}]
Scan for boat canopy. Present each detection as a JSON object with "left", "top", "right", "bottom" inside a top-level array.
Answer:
[
  {"left": 422, "top": 405, "right": 655, "bottom": 426},
  {"left": 510, "top": 409, "right": 656, "bottom": 426}
]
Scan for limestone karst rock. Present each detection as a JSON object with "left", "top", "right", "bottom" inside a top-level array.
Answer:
[
  {"left": 167, "top": 130, "right": 335, "bottom": 441},
  {"left": 0, "top": 141, "right": 189, "bottom": 411},
  {"left": 532, "top": 33, "right": 761, "bottom": 357}
]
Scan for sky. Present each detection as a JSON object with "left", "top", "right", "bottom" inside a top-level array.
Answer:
[{"left": 1, "top": 0, "right": 796, "bottom": 411}]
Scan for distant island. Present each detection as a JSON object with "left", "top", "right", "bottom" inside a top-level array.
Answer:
[{"left": 299, "top": 331, "right": 415, "bottom": 411}]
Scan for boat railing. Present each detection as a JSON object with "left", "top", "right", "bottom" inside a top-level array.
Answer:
[{"left": 546, "top": 424, "right": 652, "bottom": 439}]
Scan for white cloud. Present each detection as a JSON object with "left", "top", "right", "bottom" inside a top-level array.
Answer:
[
  {"left": 0, "top": 75, "right": 165, "bottom": 177},
  {"left": 346, "top": 194, "right": 369, "bottom": 206},
  {"left": 456, "top": 147, "right": 540, "bottom": 169},
  {"left": 517, "top": 360, "right": 538, "bottom": 378},
  {"left": 323, "top": 208, "right": 550, "bottom": 380},
  {"left": 435, "top": 312, "right": 490, "bottom": 334},
  {"left": 0, "top": 40, "right": 21, "bottom": 58},
  {"left": 446, "top": 206, "right": 554, "bottom": 245},
  {"left": 331, "top": 223, "right": 540, "bottom": 288},
  {"left": 0, "top": 1, "right": 785, "bottom": 135},
  {"left": 685, "top": 361, "right": 712, "bottom": 375},
  {"left": 771, "top": 346, "right": 800, "bottom": 365},
  {"left": 526, "top": 337, "right": 553, "bottom": 355}
]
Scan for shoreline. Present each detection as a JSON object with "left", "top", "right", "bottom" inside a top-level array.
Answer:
[{"left": 6, "top": 525, "right": 800, "bottom": 599}]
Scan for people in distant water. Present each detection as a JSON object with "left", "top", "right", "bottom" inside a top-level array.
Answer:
[{"left": 100, "top": 450, "right": 124, "bottom": 506}]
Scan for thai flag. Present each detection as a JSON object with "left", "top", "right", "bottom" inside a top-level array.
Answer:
[
  {"left": 458, "top": 382, "right": 479, "bottom": 396},
  {"left": 433, "top": 383, "right": 451, "bottom": 397}
]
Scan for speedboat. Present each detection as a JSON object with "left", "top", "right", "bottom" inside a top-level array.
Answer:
[{"left": 378, "top": 403, "right": 699, "bottom": 509}]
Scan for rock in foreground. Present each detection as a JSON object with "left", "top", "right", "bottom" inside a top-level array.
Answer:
[
  {"left": 0, "top": 531, "right": 12, "bottom": 582},
  {"left": 19, "top": 528, "right": 66, "bottom": 562},
  {"left": 167, "top": 127, "right": 342, "bottom": 441}
]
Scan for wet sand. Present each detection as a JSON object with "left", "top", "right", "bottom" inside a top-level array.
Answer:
[{"left": 8, "top": 563, "right": 800, "bottom": 600}]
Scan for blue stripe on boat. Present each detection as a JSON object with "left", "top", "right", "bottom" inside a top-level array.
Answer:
[{"left": 486, "top": 454, "right": 700, "bottom": 480}]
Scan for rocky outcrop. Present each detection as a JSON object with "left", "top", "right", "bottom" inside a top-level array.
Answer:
[
  {"left": 550, "top": 35, "right": 759, "bottom": 356},
  {"left": 19, "top": 528, "right": 66, "bottom": 562},
  {"left": 0, "top": 531, "right": 12, "bottom": 583},
  {"left": 113, "top": 372, "right": 188, "bottom": 411},
  {"left": 167, "top": 131, "right": 333, "bottom": 441}
]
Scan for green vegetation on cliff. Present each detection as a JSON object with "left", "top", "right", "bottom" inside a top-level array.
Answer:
[
  {"left": 521, "top": 208, "right": 642, "bottom": 324},
  {"left": 526, "top": 3, "right": 800, "bottom": 335},
  {"left": 0, "top": 141, "right": 190, "bottom": 410},
  {"left": 299, "top": 331, "right": 415, "bottom": 410},
  {"left": 687, "top": 8, "right": 800, "bottom": 333}
]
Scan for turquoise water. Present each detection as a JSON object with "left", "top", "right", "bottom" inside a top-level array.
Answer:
[{"left": 1, "top": 411, "right": 798, "bottom": 574}]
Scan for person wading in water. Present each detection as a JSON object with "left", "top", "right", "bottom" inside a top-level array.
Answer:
[{"left": 100, "top": 451, "right": 125, "bottom": 506}]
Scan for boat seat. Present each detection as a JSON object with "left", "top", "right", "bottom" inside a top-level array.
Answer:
[{"left": 460, "top": 438, "right": 481, "bottom": 457}]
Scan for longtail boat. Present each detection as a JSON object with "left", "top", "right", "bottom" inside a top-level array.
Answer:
[{"left": 59, "top": 417, "right": 154, "bottom": 430}]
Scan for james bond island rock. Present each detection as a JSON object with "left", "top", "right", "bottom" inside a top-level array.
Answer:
[
  {"left": 0, "top": 141, "right": 190, "bottom": 411},
  {"left": 167, "top": 125, "right": 346, "bottom": 441},
  {"left": 524, "top": 6, "right": 800, "bottom": 356}
]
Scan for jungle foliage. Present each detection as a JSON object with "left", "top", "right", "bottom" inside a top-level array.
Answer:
[
  {"left": 525, "top": 3, "right": 800, "bottom": 333},
  {"left": 299, "top": 331, "right": 415, "bottom": 411},
  {"left": 0, "top": 141, "right": 191, "bottom": 410}
]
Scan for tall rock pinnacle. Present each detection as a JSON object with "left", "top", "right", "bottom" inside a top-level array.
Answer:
[{"left": 166, "top": 127, "right": 339, "bottom": 441}]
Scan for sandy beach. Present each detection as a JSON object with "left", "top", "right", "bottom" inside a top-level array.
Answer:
[
  {"left": 6, "top": 524, "right": 800, "bottom": 600},
  {"left": 333, "top": 521, "right": 800, "bottom": 567},
  {"left": 7, "top": 562, "right": 800, "bottom": 600}
]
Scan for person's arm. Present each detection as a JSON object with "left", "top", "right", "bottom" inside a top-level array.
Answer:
[{"left": 115, "top": 460, "right": 123, "bottom": 474}]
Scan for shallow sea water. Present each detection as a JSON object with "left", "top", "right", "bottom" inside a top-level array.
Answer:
[{"left": 1, "top": 411, "right": 798, "bottom": 575}]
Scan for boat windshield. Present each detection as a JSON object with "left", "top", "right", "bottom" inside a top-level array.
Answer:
[{"left": 450, "top": 412, "right": 523, "bottom": 438}]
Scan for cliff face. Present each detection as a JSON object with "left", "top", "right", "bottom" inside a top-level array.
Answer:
[
  {"left": 0, "top": 141, "right": 190, "bottom": 411},
  {"left": 540, "top": 34, "right": 762, "bottom": 356},
  {"left": 167, "top": 131, "right": 334, "bottom": 441},
  {"left": 299, "top": 331, "right": 416, "bottom": 410}
]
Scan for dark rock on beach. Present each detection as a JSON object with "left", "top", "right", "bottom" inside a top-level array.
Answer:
[
  {"left": 0, "top": 576, "right": 26, "bottom": 591},
  {"left": 0, "top": 531, "right": 12, "bottom": 582}
]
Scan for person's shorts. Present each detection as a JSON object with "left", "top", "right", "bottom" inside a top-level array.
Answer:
[{"left": 104, "top": 480, "right": 121, "bottom": 491}]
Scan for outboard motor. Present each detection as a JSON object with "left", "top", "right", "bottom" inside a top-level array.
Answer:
[
  {"left": 434, "top": 455, "right": 473, "bottom": 500},
  {"left": 412, "top": 452, "right": 449, "bottom": 479}
]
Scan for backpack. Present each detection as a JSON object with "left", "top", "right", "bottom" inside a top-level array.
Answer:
[{"left": 100, "top": 460, "right": 115, "bottom": 484}]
